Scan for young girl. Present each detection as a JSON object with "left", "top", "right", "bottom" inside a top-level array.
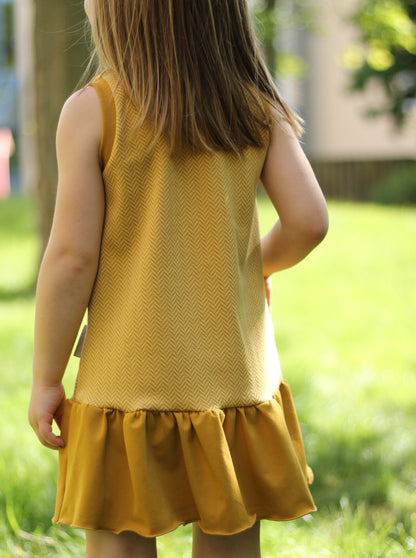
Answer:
[{"left": 29, "top": 1, "right": 328, "bottom": 557}]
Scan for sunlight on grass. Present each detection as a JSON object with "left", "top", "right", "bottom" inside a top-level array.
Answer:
[{"left": 0, "top": 195, "right": 415, "bottom": 557}]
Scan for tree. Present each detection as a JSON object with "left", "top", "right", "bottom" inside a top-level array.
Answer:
[
  {"left": 33, "top": 0, "right": 89, "bottom": 252},
  {"left": 345, "top": 0, "right": 416, "bottom": 127}
]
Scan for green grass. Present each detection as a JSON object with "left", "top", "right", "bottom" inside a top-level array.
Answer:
[{"left": 0, "top": 195, "right": 415, "bottom": 556}]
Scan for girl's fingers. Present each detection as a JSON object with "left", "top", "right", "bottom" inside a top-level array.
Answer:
[
  {"left": 28, "top": 382, "right": 66, "bottom": 449},
  {"left": 38, "top": 418, "right": 65, "bottom": 449}
]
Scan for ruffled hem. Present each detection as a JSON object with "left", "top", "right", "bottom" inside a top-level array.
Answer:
[{"left": 53, "top": 380, "right": 315, "bottom": 537}]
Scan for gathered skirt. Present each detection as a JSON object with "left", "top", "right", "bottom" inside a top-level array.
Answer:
[{"left": 53, "top": 379, "right": 315, "bottom": 537}]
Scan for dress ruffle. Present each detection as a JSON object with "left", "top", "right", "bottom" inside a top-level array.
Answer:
[{"left": 53, "top": 380, "right": 315, "bottom": 537}]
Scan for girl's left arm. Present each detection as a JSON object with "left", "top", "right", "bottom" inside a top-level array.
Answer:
[{"left": 29, "top": 86, "right": 104, "bottom": 450}]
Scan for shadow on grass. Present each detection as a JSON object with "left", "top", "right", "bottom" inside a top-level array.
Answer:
[
  {"left": 0, "top": 281, "right": 36, "bottom": 302},
  {"left": 305, "top": 390, "right": 416, "bottom": 511},
  {"left": 308, "top": 428, "right": 393, "bottom": 509}
]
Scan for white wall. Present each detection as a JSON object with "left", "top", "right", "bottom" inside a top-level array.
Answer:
[{"left": 302, "top": 0, "right": 416, "bottom": 161}]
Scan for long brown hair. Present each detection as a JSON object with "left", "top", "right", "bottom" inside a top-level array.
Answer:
[{"left": 87, "top": 0, "right": 302, "bottom": 153}]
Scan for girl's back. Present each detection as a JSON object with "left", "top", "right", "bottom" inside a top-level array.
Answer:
[
  {"left": 75, "top": 70, "right": 281, "bottom": 412},
  {"left": 30, "top": 1, "right": 328, "bottom": 555}
]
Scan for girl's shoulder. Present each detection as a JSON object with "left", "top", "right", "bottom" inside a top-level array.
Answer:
[
  {"left": 60, "top": 86, "right": 101, "bottom": 133},
  {"left": 57, "top": 87, "right": 102, "bottom": 159},
  {"left": 63, "top": 84, "right": 101, "bottom": 113}
]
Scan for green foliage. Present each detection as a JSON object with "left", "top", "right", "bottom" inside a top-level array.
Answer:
[
  {"left": 1, "top": 197, "right": 416, "bottom": 556},
  {"left": 346, "top": 0, "right": 416, "bottom": 126},
  {"left": 370, "top": 164, "right": 416, "bottom": 204}
]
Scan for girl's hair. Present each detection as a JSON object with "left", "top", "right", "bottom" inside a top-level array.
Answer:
[{"left": 87, "top": 0, "right": 302, "bottom": 153}]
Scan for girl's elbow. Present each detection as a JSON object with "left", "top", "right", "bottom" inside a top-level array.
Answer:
[
  {"left": 63, "top": 251, "right": 99, "bottom": 276},
  {"left": 43, "top": 245, "right": 98, "bottom": 277},
  {"left": 301, "top": 210, "right": 329, "bottom": 248},
  {"left": 310, "top": 216, "right": 329, "bottom": 245}
]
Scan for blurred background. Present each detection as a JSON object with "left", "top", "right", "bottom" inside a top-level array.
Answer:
[
  {"left": 0, "top": 0, "right": 415, "bottom": 556},
  {"left": 1, "top": 0, "right": 416, "bottom": 241}
]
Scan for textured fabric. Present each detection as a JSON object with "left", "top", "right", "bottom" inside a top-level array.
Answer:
[
  {"left": 54, "top": 381, "right": 314, "bottom": 536},
  {"left": 75, "top": 70, "right": 282, "bottom": 412},
  {"left": 54, "top": 70, "right": 316, "bottom": 534}
]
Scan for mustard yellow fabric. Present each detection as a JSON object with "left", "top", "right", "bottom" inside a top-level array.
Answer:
[
  {"left": 54, "top": 382, "right": 314, "bottom": 536},
  {"left": 53, "top": 70, "right": 316, "bottom": 535}
]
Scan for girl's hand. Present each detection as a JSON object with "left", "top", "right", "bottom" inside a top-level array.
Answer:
[
  {"left": 264, "top": 276, "right": 272, "bottom": 309},
  {"left": 28, "top": 383, "right": 66, "bottom": 450}
]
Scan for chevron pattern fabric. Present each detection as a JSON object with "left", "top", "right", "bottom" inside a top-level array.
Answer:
[
  {"left": 54, "top": 71, "right": 317, "bottom": 535},
  {"left": 74, "top": 70, "right": 282, "bottom": 413},
  {"left": 54, "top": 381, "right": 316, "bottom": 536}
]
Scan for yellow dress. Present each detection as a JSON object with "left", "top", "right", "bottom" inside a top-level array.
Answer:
[{"left": 53, "top": 70, "right": 315, "bottom": 536}]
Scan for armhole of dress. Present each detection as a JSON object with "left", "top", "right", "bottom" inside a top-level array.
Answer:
[{"left": 90, "top": 76, "right": 116, "bottom": 171}]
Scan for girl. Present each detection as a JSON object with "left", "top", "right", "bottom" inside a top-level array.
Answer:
[{"left": 29, "top": 1, "right": 328, "bottom": 557}]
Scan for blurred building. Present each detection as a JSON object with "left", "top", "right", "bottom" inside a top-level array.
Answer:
[
  {"left": 5, "top": 0, "right": 416, "bottom": 198},
  {"left": 0, "top": 0, "right": 17, "bottom": 191},
  {"left": 280, "top": 0, "right": 416, "bottom": 199}
]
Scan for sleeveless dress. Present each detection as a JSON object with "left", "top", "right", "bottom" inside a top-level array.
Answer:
[{"left": 53, "top": 70, "right": 315, "bottom": 536}]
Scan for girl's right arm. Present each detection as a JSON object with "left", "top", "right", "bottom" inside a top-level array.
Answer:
[
  {"left": 29, "top": 86, "right": 104, "bottom": 450},
  {"left": 260, "top": 112, "right": 328, "bottom": 278}
]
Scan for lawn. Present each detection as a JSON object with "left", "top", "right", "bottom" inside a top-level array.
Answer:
[{"left": 0, "top": 195, "right": 415, "bottom": 557}]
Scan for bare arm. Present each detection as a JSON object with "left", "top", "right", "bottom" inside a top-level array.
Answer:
[
  {"left": 261, "top": 114, "right": 328, "bottom": 277},
  {"left": 29, "top": 86, "right": 104, "bottom": 449}
]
